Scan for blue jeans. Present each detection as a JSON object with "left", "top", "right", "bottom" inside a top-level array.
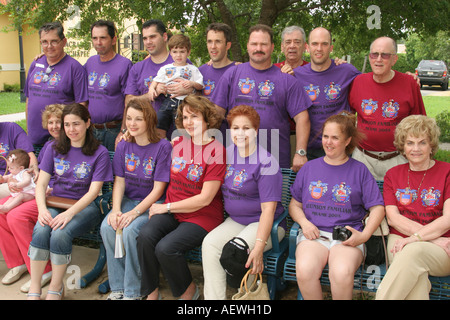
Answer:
[
  {"left": 100, "top": 197, "right": 149, "bottom": 299},
  {"left": 156, "top": 96, "right": 182, "bottom": 131},
  {"left": 93, "top": 125, "right": 121, "bottom": 152},
  {"left": 28, "top": 201, "right": 102, "bottom": 265}
]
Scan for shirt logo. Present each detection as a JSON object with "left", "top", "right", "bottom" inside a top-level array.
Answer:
[
  {"left": 89, "top": 71, "right": 98, "bottom": 86},
  {"left": 395, "top": 187, "right": 418, "bottom": 205},
  {"left": 54, "top": 158, "right": 70, "bottom": 176},
  {"left": 332, "top": 182, "right": 351, "bottom": 203},
  {"left": 324, "top": 82, "right": 341, "bottom": 101},
  {"left": 232, "top": 169, "right": 248, "bottom": 188},
  {"left": 125, "top": 153, "right": 140, "bottom": 172},
  {"left": 258, "top": 80, "right": 275, "bottom": 97},
  {"left": 238, "top": 78, "right": 255, "bottom": 95},
  {"left": 186, "top": 164, "right": 204, "bottom": 182},
  {"left": 309, "top": 180, "right": 328, "bottom": 199},
  {"left": 421, "top": 187, "right": 441, "bottom": 207},
  {"left": 304, "top": 84, "right": 320, "bottom": 102},
  {"left": 171, "top": 157, "right": 186, "bottom": 174},
  {"left": 142, "top": 157, "right": 155, "bottom": 176},
  {"left": 98, "top": 73, "right": 111, "bottom": 88},
  {"left": 73, "top": 162, "right": 92, "bottom": 180},
  {"left": 382, "top": 99, "right": 399, "bottom": 119},
  {"left": 361, "top": 99, "right": 378, "bottom": 116},
  {"left": 203, "top": 79, "right": 215, "bottom": 96}
]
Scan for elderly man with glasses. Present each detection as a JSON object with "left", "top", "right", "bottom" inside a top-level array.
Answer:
[
  {"left": 24, "top": 22, "right": 88, "bottom": 147},
  {"left": 348, "top": 36, "right": 426, "bottom": 181}
]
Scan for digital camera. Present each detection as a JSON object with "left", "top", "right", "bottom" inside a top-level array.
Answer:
[{"left": 332, "top": 225, "right": 352, "bottom": 241}]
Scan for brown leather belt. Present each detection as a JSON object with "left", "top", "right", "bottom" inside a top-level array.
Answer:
[
  {"left": 357, "top": 146, "right": 400, "bottom": 161},
  {"left": 93, "top": 120, "right": 121, "bottom": 129}
]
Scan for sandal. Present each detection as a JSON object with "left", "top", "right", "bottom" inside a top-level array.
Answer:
[
  {"left": 46, "top": 284, "right": 64, "bottom": 300},
  {"left": 26, "top": 292, "right": 41, "bottom": 300}
]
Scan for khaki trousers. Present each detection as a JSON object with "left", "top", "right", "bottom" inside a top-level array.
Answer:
[
  {"left": 352, "top": 147, "right": 408, "bottom": 181},
  {"left": 202, "top": 217, "right": 285, "bottom": 300},
  {"left": 376, "top": 234, "right": 450, "bottom": 300}
]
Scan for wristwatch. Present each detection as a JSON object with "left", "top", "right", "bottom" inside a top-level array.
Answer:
[
  {"left": 295, "top": 149, "right": 307, "bottom": 156},
  {"left": 167, "top": 202, "right": 171, "bottom": 214}
]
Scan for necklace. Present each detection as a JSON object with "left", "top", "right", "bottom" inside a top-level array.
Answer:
[
  {"left": 190, "top": 144, "right": 203, "bottom": 164},
  {"left": 407, "top": 160, "right": 431, "bottom": 192}
]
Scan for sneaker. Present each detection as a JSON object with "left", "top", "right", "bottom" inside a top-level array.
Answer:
[
  {"left": 106, "top": 291, "right": 124, "bottom": 300},
  {"left": 123, "top": 295, "right": 143, "bottom": 300},
  {"left": 2, "top": 265, "right": 27, "bottom": 285}
]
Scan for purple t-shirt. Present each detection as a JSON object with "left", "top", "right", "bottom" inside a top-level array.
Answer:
[
  {"left": 39, "top": 144, "right": 113, "bottom": 200},
  {"left": 198, "top": 62, "right": 237, "bottom": 99},
  {"left": 24, "top": 55, "right": 88, "bottom": 145},
  {"left": 84, "top": 54, "right": 132, "bottom": 124},
  {"left": 290, "top": 157, "right": 383, "bottom": 233},
  {"left": 0, "top": 122, "right": 34, "bottom": 175},
  {"left": 222, "top": 144, "right": 284, "bottom": 226},
  {"left": 211, "top": 62, "right": 312, "bottom": 168},
  {"left": 113, "top": 139, "right": 172, "bottom": 201},
  {"left": 294, "top": 61, "right": 360, "bottom": 149}
]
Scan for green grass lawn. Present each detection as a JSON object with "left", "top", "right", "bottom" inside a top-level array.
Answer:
[{"left": 0, "top": 92, "right": 26, "bottom": 115}]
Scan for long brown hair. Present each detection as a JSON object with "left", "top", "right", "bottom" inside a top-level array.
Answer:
[
  {"left": 125, "top": 97, "right": 160, "bottom": 144},
  {"left": 322, "top": 112, "right": 365, "bottom": 155},
  {"left": 54, "top": 103, "right": 100, "bottom": 156}
]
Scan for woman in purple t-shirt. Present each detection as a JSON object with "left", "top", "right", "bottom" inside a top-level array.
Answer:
[
  {"left": 100, "top": 97, "right": 171, "bottom": 300},
  {"left": 27, "top": 103, "right": 113, "bottom": 300},
  {"left": 202, "top": 105, "right": 285, "bottom": 299},
  {"left": 289, "top": 112, "right": 385, "bottom": 300}
]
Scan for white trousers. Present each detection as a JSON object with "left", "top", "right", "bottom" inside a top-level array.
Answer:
[{"left": 202, "top": 217, "right": 285, "bottom": 300}]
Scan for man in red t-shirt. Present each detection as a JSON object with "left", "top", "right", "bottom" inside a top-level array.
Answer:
[
  {"left": 349, "top": 36, "right": 426, "bottom": 181},
  {"left": 274, "top": 26, "right": 309, "bottom": 75}
]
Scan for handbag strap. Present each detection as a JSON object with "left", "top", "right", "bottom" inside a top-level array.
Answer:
[{"left": 239, "top": 269, "right": 262, "bottom": 293}]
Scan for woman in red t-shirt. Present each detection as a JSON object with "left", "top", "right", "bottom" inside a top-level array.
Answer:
[
  {"left": 137, "top": 95, "right": 226, "bottom": 300},
  {"left": 377, "top": 115, "right": 450, "bottom": 300}
]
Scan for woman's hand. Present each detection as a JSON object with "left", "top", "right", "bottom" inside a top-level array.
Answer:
[
  {"left": 37, "top": 208, "right": 53, "bottom": 227},
  {"left": 49, "top": 210, "right": 75, "bottom": 230},
  {"left": 300, "top": 220, "right": 320, "bottom": 240},
  {"left": 391, "top": 236, "right": 417, "bottom": 255},
  {"left": 118, "top": 209, "right": 141, "bottom": 229},
  {"left": 148, "top": 203, "right": 167, "bottom": 219},
  {"left": 246, "top": 245, "right": 265, "bottom": 274},
  {"left": 342, "top": 226, "right": 365, "bottom": 247},
  {"left": 107, "top": 210, "right": 122, "bottom": 230}
]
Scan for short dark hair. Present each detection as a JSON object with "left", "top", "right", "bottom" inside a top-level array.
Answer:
[
  {"left": 91, "top": 20, "right": 116, "bottom": 39},
  {"left": 142, "top": 19, "right": 166, "bottom": 36},
  {"left": 206, "top": 23, "right": 232, "bottom": 43},
  {"left": 39, "top": 22, "right": 65, "bottom": 40},
  {"left": 248, "top": 24, "right": 273, "bottom": 43}
]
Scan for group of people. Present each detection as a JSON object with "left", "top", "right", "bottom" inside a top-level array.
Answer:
[{"left": 0, "top": 17, "right": 447, "bottom": 301}]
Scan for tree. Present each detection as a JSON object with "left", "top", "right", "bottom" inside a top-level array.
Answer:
[{"left": 2, "top": 0, "right": 448, "bottom": 64}]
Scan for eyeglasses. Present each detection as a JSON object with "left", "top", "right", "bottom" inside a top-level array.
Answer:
[
  {"left": 40, "top": 38, "right": 64, "bottom": 47},
  {"left": 42, "top": 66, "right": 54, "bottom": 82},
  {"left": 369, "top": 52, "right": 395, "bottom": 60}
]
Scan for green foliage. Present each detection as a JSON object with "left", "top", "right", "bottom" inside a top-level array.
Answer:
[
  {"left": 2, "top": 84, "right": 21, "bottom": 92},
  {"left": 436, "top": 110, "right": 450, "bottom": 143}
]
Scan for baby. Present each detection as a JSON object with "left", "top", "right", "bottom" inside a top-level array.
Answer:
[{"left": 0, "top": 149, "right": 36, "bottom": 213}]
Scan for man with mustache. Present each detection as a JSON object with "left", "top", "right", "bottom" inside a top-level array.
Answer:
[
  {"left": 211, "top": 24, "right": 312, "bottom": 171},
  {"left": 84, "top": 20, "right": 133, "bottom": 151}
]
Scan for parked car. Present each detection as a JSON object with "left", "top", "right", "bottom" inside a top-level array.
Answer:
[{"left": 415, "top": 60, "right": 449, "bottom": 91}]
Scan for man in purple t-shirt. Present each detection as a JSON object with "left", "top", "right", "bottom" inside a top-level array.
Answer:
[
  {"left": 199, "top": 23, "right": 238, "bottom": 143},
  {"left": 84, "top": 20, "right": 132, "bottom": 151},
  {"left": 24, "top": 22, "right": 88, "bottom": 146},
  {"left": 211, "top": 25, "right": 312, "bottom": 171},
  {"left": 123, "top": 19, "right": 193, "bottom": 140},
  {"left": 294, "top": 27, "right": 360, "bottom": 160}
]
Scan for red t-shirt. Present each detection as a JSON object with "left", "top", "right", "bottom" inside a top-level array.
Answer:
[
  {"left": 348, "top": 71, "right": 426, "bottom": 152},
  {"left": 166, "top": 136, "right": 226, "bottom": 232},
  {"left": 384, "top": 161, "right": 450, "bottom": 238}
]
